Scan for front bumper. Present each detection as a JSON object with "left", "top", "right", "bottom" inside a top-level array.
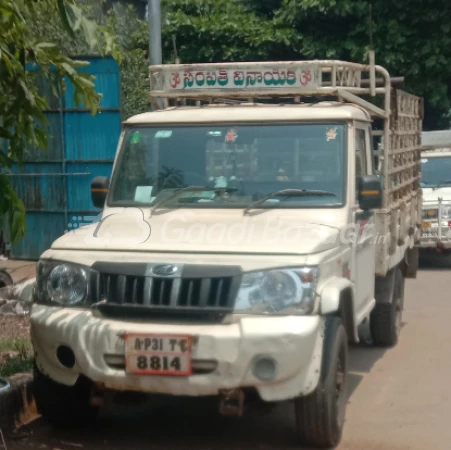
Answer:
[
  {"left": 418, "top": 223, "right": 451, "bottom": 248},
  {"left": 30, "top": 305, "right": 324, "bottom": 402}
]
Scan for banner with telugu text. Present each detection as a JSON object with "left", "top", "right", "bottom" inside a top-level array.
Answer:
[{"left": 159, "top": 65, "right": 322, "bottom": 91}]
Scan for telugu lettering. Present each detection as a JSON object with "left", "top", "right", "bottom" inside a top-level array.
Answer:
[
  {"left": 218, "top": 69, "right": 229, "bottom": 86},
  {"left": 234, "top": 71, "right": 245, "bottom": 86},
  {"left": 195, "top": 72, "right": 205, "bottom": 87},
  {"left": 245, "top": 71, "right": 263, "bottom": 87},
  {"left": 183, "top": 71, "right": 194, "bottom": 88},
  {"left": 287, "top": 70, "right": 296, "bottom": 85},
  {"left": 262, "top": 70, "right": 291, "bottom": 86},
  {"left": 206, "top": 72, "right": 217, "bottom": 86}
]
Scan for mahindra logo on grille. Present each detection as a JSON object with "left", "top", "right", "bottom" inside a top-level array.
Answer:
[{"left": 152, "top": 264, "right": 178, "bottom": 276}]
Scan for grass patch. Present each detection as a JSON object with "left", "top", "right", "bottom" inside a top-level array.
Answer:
[
  {"left": 0, "top": 357, "right": 33, "bottom": 378},
  {"left": 0, "top": 338, "right": 32, "bottom": 353},
  {"left": 0, "top": 337, "right": 33, "bottom": 378}
]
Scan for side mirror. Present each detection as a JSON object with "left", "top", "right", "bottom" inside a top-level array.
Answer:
[
  {"left": 91, "top": 176, "right": 109, "bottom": 208},
  {"left": 358, "top": 175, "right": 382, "bottom": 210}
]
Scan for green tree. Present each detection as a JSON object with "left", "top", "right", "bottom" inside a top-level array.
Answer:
[
  {"left": 160, "top": 0, "right": 451, "bottom": 129},
  {"left": 27, "top": 0, "right": 149, "bottom": 120},
  {"left": 105, "top": 3, "right": 149, "bottom": 119},
  {"left": 161, "top": 0, "right": 297, "bottom": 63},
  {"left": 0, "top": 0, "right": 118, "bottom": 243},
  {"left": 277, "top": 0, "right": 451, "bottom": 129}
]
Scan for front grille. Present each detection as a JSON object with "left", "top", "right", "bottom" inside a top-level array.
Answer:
[
  {"left": 422, "top": 227, "right": 451, "bottom": 238},
  {"left": 89, "top": 262, "right": 241, "bottom": 319}
]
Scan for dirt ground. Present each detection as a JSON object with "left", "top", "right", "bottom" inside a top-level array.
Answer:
[
  {"left": 0, "top": 316, "right": 30, "bottom": 342},
  {"left": 3, "top": 265, "right": 451, "bottom": 450}
]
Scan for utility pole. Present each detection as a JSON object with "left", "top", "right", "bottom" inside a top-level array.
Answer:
[
  {"left": 148, "top": 0, "right": 162, "bottom": 108},
  {"left": 148, "top": 0, "right": 162, "bottom": 66}
]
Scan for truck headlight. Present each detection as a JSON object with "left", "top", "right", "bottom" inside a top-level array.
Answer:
[
  {"left": 234, "top": 267, "right": 318, "bottom": 315},
  {"left": 36, "top": 261, "right": 89, "bottom": 306},
  {"left": 440, "top": 205, "right": 451, "bottom": 219}
]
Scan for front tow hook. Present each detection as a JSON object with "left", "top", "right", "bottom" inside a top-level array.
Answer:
[{"left": 219, "top": 388, "right": 245, "bottom": 416}]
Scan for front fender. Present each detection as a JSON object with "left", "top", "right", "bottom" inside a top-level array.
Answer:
[{"left": 319, "top": 277, "right": 358, "bottom": 343}]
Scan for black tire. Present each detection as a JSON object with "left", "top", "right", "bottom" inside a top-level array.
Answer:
[
  {"left": 0, "top": 269, "right": 13, "bottom": 289},
  {"left": 371, "top": 267, "right": 404, "bottom": 347},
  {"left": 33, "top": 362, "right": 98, "bottom": 428},
  {"left": 294, "top": 317, "right": 348, "bottom": 449}
]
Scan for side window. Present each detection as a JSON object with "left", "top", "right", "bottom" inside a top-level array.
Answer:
[{"left": 355, "top": 129, "right": 367, "bottom": 199}]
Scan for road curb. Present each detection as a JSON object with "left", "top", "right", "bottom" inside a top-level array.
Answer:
[{"left": 0, "top": 373, "right": 40, "bottom": 430}]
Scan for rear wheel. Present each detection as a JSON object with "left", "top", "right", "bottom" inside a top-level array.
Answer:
[
  {"left": 371, "top": 267, "right": 404, "bottom": 347},
  {"left": 294, "top": 317, "right": 348, "bottom": 448},
  {"left": 33, "top": 362, "right": 98, "bottom": 428}
]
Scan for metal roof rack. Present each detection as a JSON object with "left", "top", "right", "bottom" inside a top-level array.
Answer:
[{"left": 149, "top": 59, "right": 394, "bottom": 118}]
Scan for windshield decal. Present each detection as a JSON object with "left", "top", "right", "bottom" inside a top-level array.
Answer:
[
  {"left": 130, "top": 131, "right": 141, "bottom": 144},
  {"left": 134, "top": 186, "right": 153, "bottom": 203},
  {"left": 326, "top": 127, "right": 337, "bottom": 142},
  {"left": 225, "top": 129, "right": 238, "bottom": 143}
]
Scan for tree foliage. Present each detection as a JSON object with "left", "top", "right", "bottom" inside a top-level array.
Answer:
[
  {"left": 0, "top": 0, "right": 118, "bottom": 243},
  {"left": 277, "top": 0, "right": 451, "bottom": 129},
  {"left": 155, "top": 0, "right": 451, "bottom": 130},
  {"left": 105, "top": 4, "right": 149, "bottom": 119},
  {"left": 34, "top": 0, "right": 450, "bottom": 130},
  {"left": 161, "top": 0, "right": 297, "bottom": 63}
]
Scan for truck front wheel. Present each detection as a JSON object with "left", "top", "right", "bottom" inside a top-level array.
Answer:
[
  {"left": 33, "top": 362, "right": 98, "bottom": 428},
  {"left": 371, "top": 267, "right": 404, "bottom": 347},
  {"left": 294, "top": 317, "right": 348, "bottom": 449}
]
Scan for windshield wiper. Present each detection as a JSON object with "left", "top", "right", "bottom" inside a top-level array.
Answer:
[
  {"left": 433, "top": 180, "right": 451, "bottom": 190},
  {"left": 243, "top": 189, "right": 336, "bottom": 216},
  {"left": 150, "top": 186, "right": 238, "bottom": 217}
]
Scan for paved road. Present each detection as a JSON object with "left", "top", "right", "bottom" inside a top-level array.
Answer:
[{"left": 6, "top": 265, "right": 451, "bottom": 450}]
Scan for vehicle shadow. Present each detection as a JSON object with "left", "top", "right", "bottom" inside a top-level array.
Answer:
[
  {"left": 21, "top": 400, "right": 302, "bottom": 450},
  {"left": 347, "top": 343, "right": 387, "bottom": 398},
  {"left": 19, "top": 341, "right": 394, "bottom": 450},
  {"left": 418, "top": 254, "right": 451, "bottom": 270},
  {"left": 346, "top": 318, "right": 406, "bottom": 399},
  {"left": 15, "top": 330, "right": 401, "bottom": 450}
]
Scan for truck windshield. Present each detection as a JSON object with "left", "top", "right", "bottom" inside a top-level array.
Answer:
[
  {"left": 421, "top": 156, "right": 451, "bottom": 187},
  {"left": 109, "top": 123, "right": 346, "bottom": 209}
]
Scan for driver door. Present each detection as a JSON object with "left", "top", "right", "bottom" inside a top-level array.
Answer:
[{"left": 353, "top": 126, "right": 376, "bottom": 315}]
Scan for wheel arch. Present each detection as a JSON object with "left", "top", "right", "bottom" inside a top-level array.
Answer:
[{"left": 319, "top": 277, "right": 359, "bottom": 343}]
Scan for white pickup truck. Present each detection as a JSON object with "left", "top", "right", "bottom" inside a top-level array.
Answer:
[
  {"left": 31, "top": 60, "right": 422, "bottom": 449},
  {"left": 418, "top": 132, "right": 451, "bottom": 262}
]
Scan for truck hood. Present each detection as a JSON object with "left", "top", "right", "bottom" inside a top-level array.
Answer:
[{"left": 51, "top": 207, "right": 343, "bottom": 256}]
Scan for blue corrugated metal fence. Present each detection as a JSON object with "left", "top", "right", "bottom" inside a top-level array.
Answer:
[{"left": 9, "top": 56, "right": 121, "bottom": 259}]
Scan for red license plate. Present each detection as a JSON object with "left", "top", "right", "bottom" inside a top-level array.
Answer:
[{"left": 125, "top": 334, "right": 192, "bottom": 376}]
